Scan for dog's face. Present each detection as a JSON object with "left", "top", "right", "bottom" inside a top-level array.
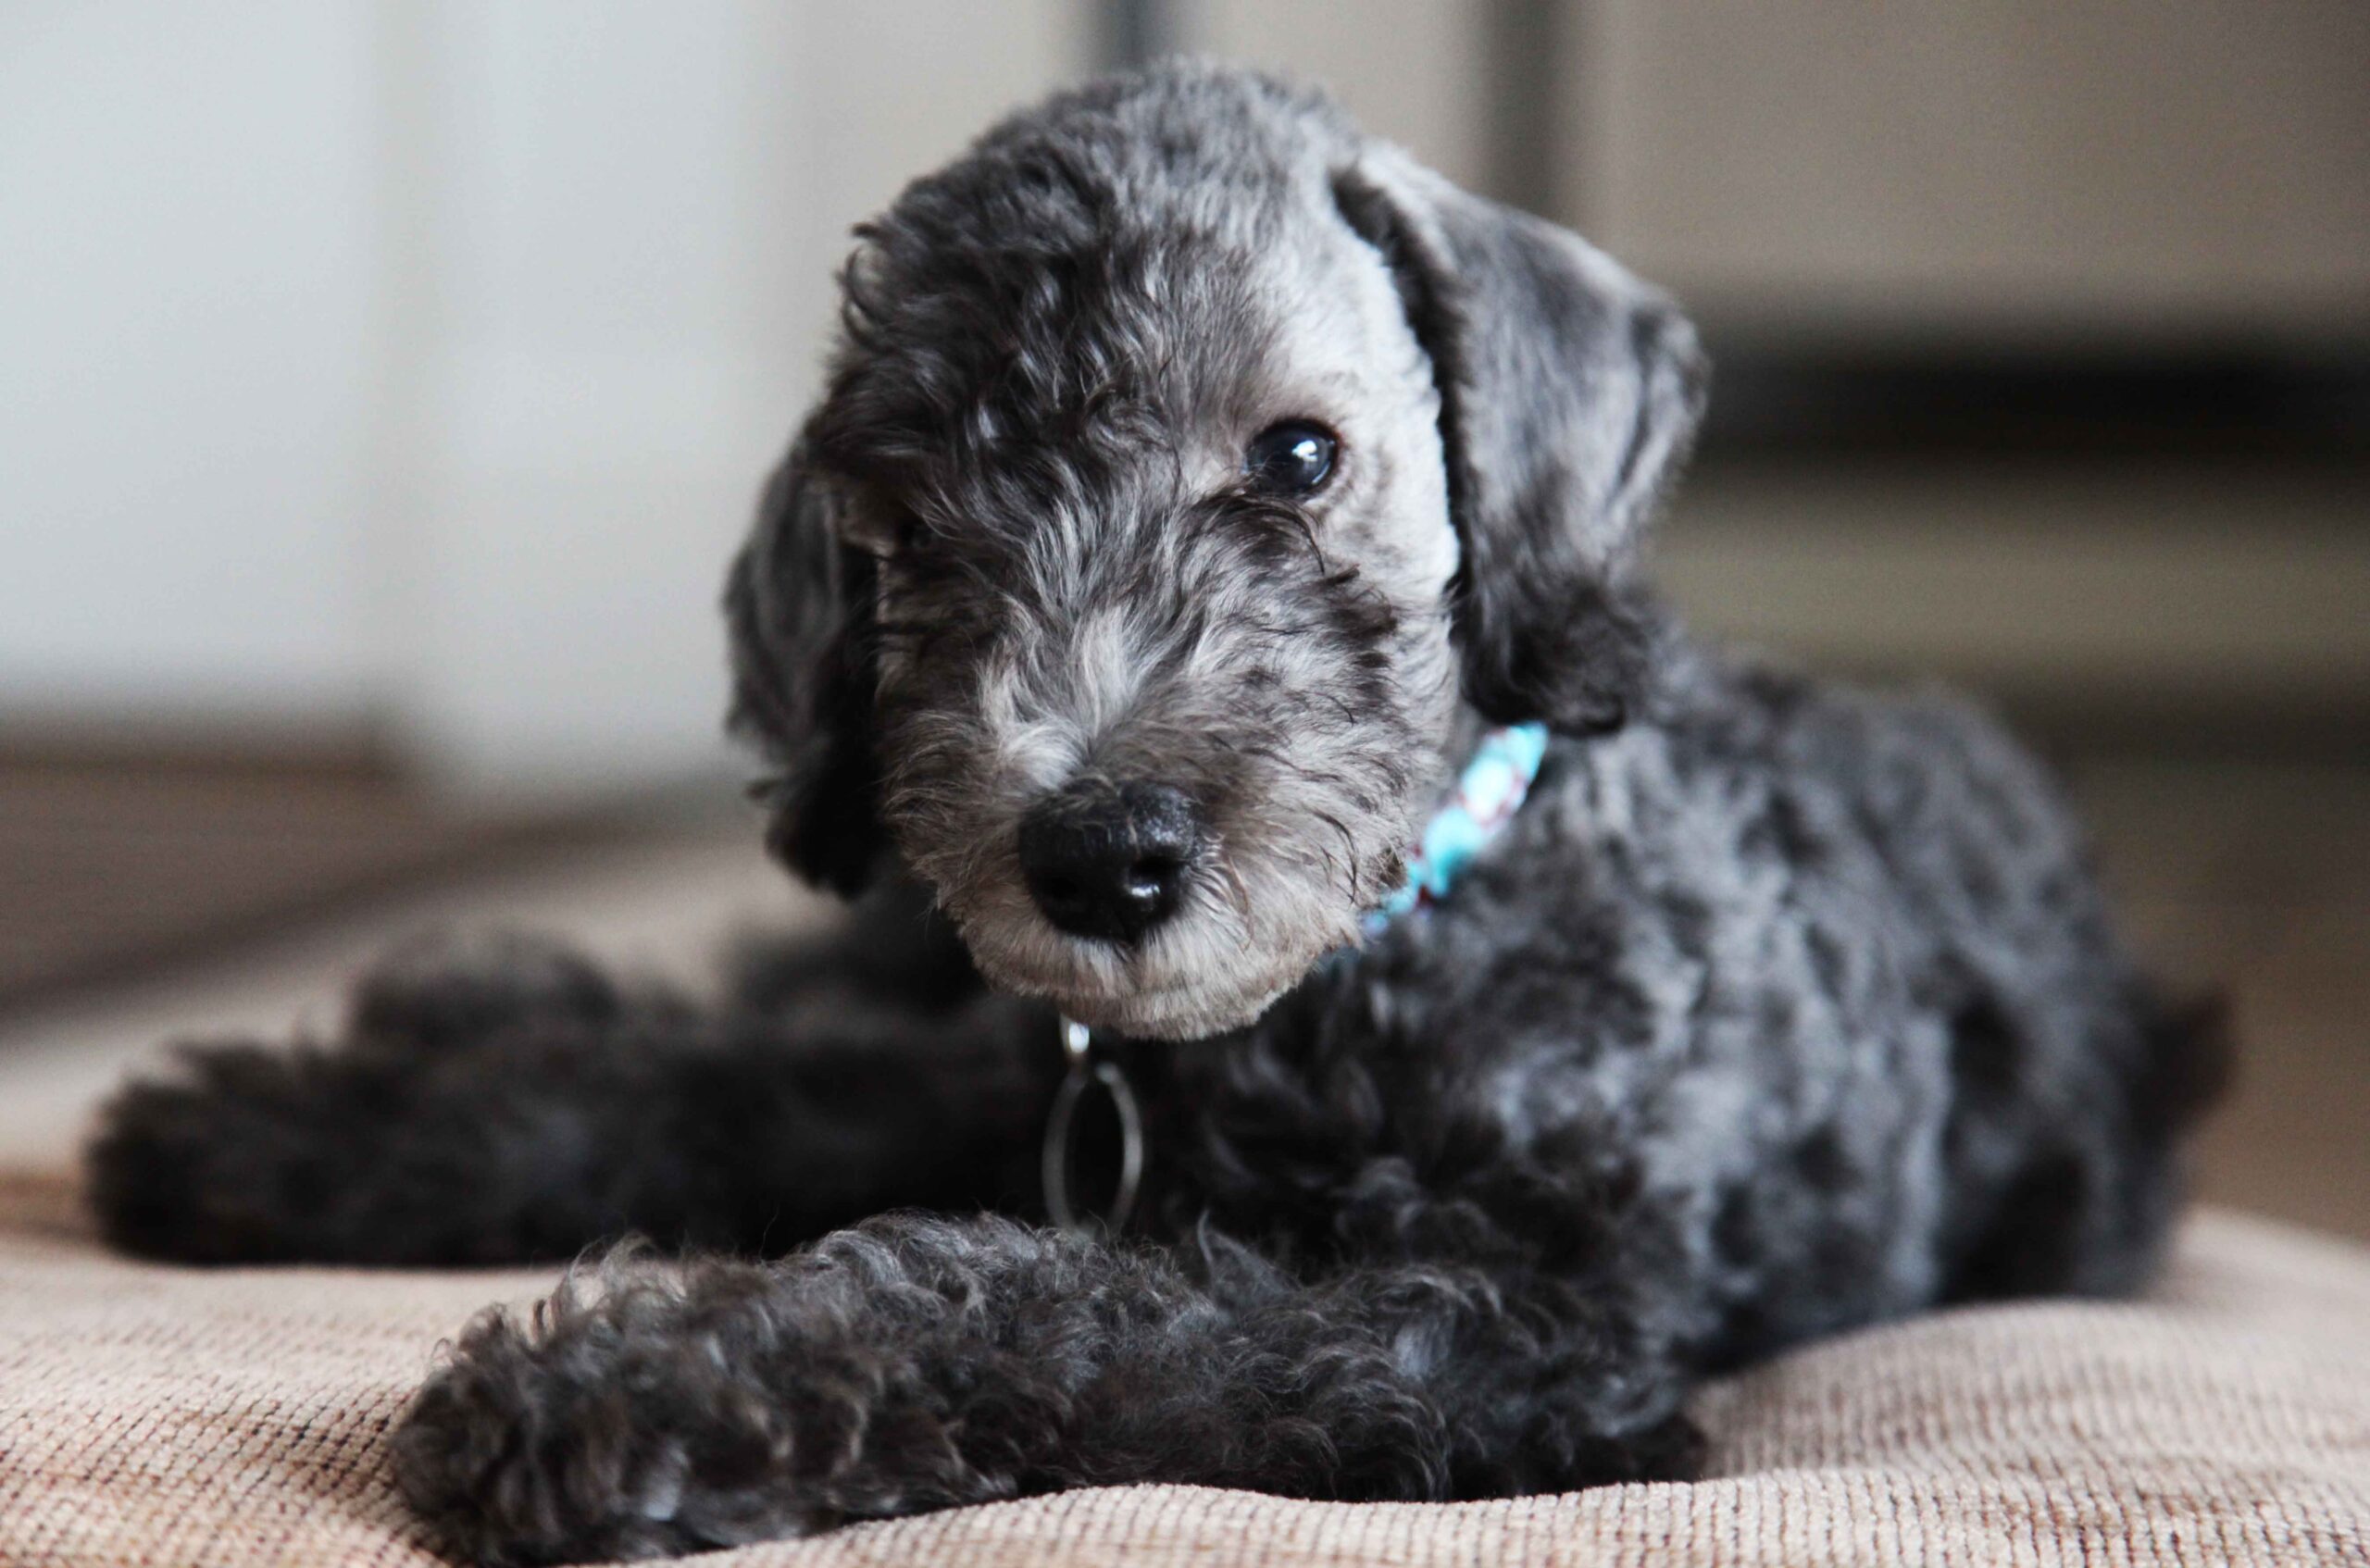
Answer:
[
  {"left": 728, "top": 67, "right": 1705, "bottom": 1039},
  {"left": 843, "top": 211, "right": 1462, "bottom": 1038}
]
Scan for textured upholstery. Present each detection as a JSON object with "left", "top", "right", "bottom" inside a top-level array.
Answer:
[{"left": 3, "top": 1167, "right": 2364, "bottom": 1567}]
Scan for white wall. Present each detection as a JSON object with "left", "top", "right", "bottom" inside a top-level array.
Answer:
[
  {"left": 0, "top": 5, "right": 384, "bottom": 728},
  {"left": 0, "top": 0, "right": 1087, "bottom": 790},
  {"left": 393, "top": 1, "right": 1090, "bottom": 792}
]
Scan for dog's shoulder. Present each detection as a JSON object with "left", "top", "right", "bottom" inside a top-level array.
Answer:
[{"left": 1502, "top": 641, "right": 2098, "bottom": 953}]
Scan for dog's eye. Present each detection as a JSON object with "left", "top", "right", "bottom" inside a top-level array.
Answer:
[{"left": 1244, "top": 421, "right": 1337, "bottom": 495}]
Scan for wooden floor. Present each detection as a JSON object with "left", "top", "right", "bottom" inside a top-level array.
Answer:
[
  {"left": 0, "top": 753, "right": 646, "bottom": 1014},
  {"left": 2068, "top": 758, "right": 2370, "bottom": 1241}
]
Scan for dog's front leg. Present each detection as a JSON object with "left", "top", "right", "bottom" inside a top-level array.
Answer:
[
  {"left": 87, "top": 966, "right": 1057, "bottom": 1266},
  {"left": 392, "top": 1213, "right": 1701, "bottom": 1564}
]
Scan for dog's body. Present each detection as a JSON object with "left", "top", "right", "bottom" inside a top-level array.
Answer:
[{"left": 90, "top": 66, "right": 2218, "bottom": 1564}]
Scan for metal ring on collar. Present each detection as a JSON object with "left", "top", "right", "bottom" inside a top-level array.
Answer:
[{"left": 1042, "top": 1016, "right": 1144, "bottom": 1235}]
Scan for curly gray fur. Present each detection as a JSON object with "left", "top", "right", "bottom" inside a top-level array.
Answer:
[{"left": 86, "top": 62, "right": 2222, "bottom": 1566}]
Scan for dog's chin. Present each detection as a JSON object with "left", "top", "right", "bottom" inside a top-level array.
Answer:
[
  {"left": 930, "top": 863, "right": 1381, "bottom": 1040},
  {"left": 1024, "top": 968, "right": 1302, "bottom": 1041},
  {"left": 955, "top": 915, "right": 1340, "bottom": 1040}
]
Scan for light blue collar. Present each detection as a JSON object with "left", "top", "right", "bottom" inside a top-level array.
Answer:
[{"left": 1363, "top": 720, "right": 1550, "bottom": 939}]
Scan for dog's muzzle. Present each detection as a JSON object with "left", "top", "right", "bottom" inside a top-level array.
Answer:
[{"left": 1017, "top": 780, "right": 1204, "bottom": 945}]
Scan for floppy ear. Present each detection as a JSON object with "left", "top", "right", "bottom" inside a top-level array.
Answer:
[
  {"left": 723, "top": 428, "right": 886, "bottom": 896},
  {"left": 1332, "top": 150, "right": 1707, "bottom": 734}
]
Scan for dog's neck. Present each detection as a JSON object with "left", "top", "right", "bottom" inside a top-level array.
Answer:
[{"left": 1043, "top": 712, "right": 1550, "bottom": 1232}]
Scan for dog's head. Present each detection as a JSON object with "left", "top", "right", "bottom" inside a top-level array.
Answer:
[{"left": 727, "top": 65, "right": 1704, "bottom": 1039}]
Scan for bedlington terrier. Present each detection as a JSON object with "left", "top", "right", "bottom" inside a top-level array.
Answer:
[{"left": 89, "top": 63, "right": 2222, "bottom": 1565}]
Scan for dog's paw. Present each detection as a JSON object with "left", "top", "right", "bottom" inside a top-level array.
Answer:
[
  {"left": 389, "top": 1243, "right": 1041, "bottom": 1562},
  {"left": 392, "top": 1273, "right": 827, "bottom": 1565},
  {"left": 85, "top": 1041, "right": 350, "bottom": 1263},
  {"left": 392, "top": 1332, "right": 716, "bottom": 1565}
]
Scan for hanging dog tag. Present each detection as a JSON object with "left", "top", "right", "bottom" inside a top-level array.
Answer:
[{"left": 1042, "top": 1016, "right": 1144, "bottom": 1235}]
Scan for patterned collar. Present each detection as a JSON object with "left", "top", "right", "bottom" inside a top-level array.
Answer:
[{"left": 1362, "top": 721, "right": 1551, "bottom": 939}]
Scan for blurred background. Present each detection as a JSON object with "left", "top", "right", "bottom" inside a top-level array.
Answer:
[{"left": 1, "top": 3, "right": 2364, "bottom": 1233}]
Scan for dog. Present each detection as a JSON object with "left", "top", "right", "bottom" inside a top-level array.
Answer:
[{"left": 87, "top": 63, "right": 2222, "bottom": 1565}]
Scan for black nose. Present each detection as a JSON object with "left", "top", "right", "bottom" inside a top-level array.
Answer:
[{"left": 1017, "top": 781, "right": 1201, "bottom": 945}]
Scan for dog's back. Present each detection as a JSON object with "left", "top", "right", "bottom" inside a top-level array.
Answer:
[
  {"left": 1571, "top": 646, "right": 2227, "bottom": 1358},
  {"left": 1218, "top": 636, "right": 2229, "bottom": 1373}
]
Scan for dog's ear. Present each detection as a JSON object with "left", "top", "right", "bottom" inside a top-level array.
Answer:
[
  {"left": 1332, "top": 151, "right": 1707, "bottom": 734},
  {"left": 724, "top": 429, "right": 885, "bottom": 896}
]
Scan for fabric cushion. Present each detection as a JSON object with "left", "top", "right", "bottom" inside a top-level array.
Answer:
[{"left": 2, "top": 1169, "right": 2364, "bottom": 1567}]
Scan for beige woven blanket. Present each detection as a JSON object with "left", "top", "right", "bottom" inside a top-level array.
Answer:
[{"left": 2, "top": 1168, "right": 2364, "bottom": 1567}]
